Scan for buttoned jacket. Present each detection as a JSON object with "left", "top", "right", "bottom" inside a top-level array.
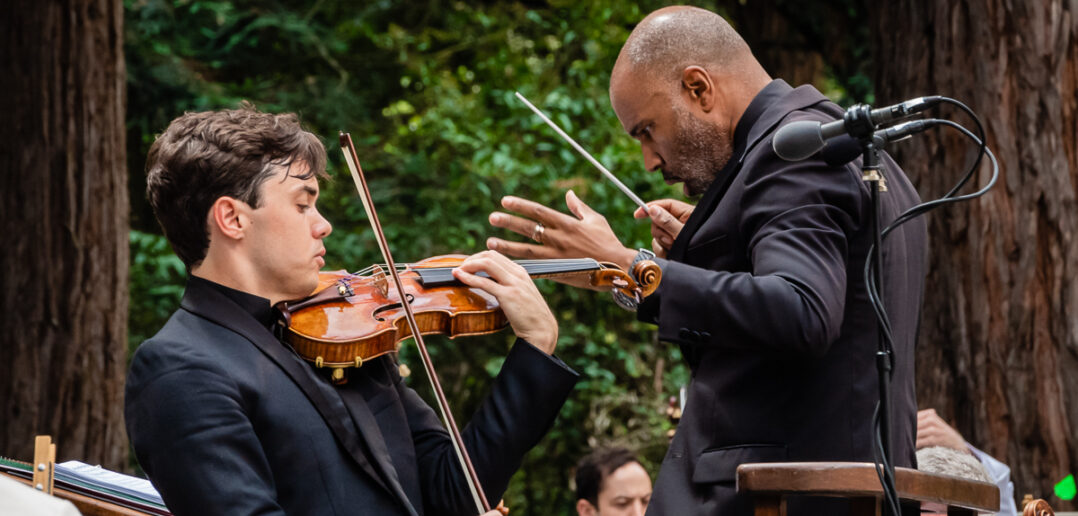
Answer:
[
  {"left": 125, "top": 278, "right": 577, "bottom": 516},
  {"left": 640, "top": 81, "right": 926, "bottom": 516}
]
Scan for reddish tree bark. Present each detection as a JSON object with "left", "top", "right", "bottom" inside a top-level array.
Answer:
[
  {"left": 870, "top": 0, "right": 1077, "bottom": 509},
  {"left": 0, "top": 0, "right": 128, "bottom": 469}
]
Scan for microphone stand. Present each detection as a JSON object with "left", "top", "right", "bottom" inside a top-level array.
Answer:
[{"left": 844, "top": 104, "right": 897, "bottom": 515}]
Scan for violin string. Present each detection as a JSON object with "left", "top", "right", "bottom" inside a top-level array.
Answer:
[
  {"left": 412, "top": 258, "right": 602, "bottom": 276},
  {"left": 347, "top": 263, "right": 409, "bottom": 277},
  {"left": 339, "top": 258, "right": 605, "bottom": 288}
]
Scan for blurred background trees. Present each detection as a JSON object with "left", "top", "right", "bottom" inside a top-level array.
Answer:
[
  {"left": 123, "top": 2, "right": 702, "bottom": 512},
  {"left": 3, "top": 0, "right": 1074, "bottom": 513}
]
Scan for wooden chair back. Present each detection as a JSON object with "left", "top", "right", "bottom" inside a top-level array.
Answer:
[{"left": 736, "top": 461, "right": 1000, "bottom": 516}]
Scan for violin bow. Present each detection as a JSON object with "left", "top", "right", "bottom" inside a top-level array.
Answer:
[
  {"left": 339, "top": 132, "right": 490, "bottom": 514},
  {"left": 513, "top": 91, "right": 650, "bottom": 214}
]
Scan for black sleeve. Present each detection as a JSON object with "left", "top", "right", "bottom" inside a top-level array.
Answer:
[
  {"left": 398, "top": 339, "right": 577, "bottom": 514},
  {"left": 125, "top": 344, "right": 286, "bottom": 516},
  {"left": 641, "top": 154, "right": 864, "bottom": 357}
]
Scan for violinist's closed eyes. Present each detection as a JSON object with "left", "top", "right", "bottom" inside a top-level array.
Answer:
[{"left": 124, "top": 104, "right": 578, "bottom": 516}]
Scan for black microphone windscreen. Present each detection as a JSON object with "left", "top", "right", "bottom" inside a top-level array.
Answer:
[
  {"left": 772, "top": 120, "right": 826, "bottom": 161},
  {"left": 819, "top": 134, "right": 862, "bottom": 167}
]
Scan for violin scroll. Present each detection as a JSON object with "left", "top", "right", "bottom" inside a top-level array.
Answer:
[
  {"left": 588, "top": 259, "right": 661, "bottom": 308},
  {"left": 632, "top": 259, "right": 662, "bottom": 297}
]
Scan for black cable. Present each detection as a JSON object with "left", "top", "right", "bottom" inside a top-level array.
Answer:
[
  {"left": 872, "top": 403, "right": 903, "bottom": 516},
  {"left": 938, "top": 98, "right": 987, "bottom": 199},
  {"left": 881, "top": 119, "right": 995, "bottom": 238},
  {"left": 864, "top": 119, "right": 999, "bottom": 350},
  {"left": 860, "top": 108, "right": 997, "bottom": 516}
]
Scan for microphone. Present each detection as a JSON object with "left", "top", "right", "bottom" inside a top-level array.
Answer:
[
  {"left": 792, "top": 119, "right": 943, "bottom": 167},
  {"left": 772, "top": 96, "right": 943, "bottom": 161},
  {"left": 819, "top": 134, "right": 861, "bottom": 167},
  {"left": 873, "top": 118, "right": 940, "bottom": 145}
]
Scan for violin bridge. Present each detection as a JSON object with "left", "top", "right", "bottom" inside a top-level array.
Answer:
[{"left": 372, "top": 266, "right": 389, "bottom": 297}]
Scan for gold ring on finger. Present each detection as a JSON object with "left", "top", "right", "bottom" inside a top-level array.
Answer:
[{"left": 531, "top": 222, "right": 545, "bottom": 244}]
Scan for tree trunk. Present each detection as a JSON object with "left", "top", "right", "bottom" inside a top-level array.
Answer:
[
  {"left": 720, "top": 0, "right": 827, "bottom": 88},
  {"left": 717, "top": 0, "right": 872, "bottom": 102},
  {"left": 870, "top": 0, "right": 1077, "bottom": 509},
  {"left": 0, "top": 0, "right": 128, "bottom": 470}
]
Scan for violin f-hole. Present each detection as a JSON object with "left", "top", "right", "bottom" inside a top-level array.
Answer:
[{"left": 372, "top": 293, "right": 416, "bottom": 321}]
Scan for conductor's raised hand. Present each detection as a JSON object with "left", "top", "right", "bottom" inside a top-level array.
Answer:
[
  {"left": 633, "top": 199, "right": 694, "bottom": 258},
  {"left": 487, "top": 191, "right": 636, "bottom": 270},
  {"left": 451, "top": 251, "right": 558, "bottom": 354}
]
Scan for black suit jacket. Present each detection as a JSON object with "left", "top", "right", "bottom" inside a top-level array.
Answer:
[
  {"left": 125, "top": 278, "right": 578, "bottom": 515},
  {"left": 639, "top": 81, "right": 926, "bottom": 515}
]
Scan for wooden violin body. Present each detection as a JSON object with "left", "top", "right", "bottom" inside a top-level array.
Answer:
[
  {"left": 279, "top": 254, "right": 660, "bottom": 381},
  {"left": 285, "top": 256, "right": 509, "bottom": 378}
]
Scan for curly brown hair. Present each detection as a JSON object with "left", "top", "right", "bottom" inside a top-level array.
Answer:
[{"left": 145, "top": 103, "right": 328, "bottom": 267}]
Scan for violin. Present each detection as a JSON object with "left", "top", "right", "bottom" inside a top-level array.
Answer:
[
  {"left": 277, "top": 254, "right": 661, "bottom": 383},
  {"left": 321, "top": 131, "right": 657, "bottom": 514}
]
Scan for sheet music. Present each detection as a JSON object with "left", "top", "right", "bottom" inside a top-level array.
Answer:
[{"left": 55, "top": 460, "right": 164, "bottom": 505}]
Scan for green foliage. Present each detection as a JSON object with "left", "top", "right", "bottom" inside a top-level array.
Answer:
[
  {"left": 128, "top": 230, "right": 186, "bottom": 353},
  {"left": 123, "top": 0, "right": 715, "bottom": 513}
]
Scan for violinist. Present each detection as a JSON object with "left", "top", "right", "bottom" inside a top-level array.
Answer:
[
  {"left": 488, "top": 6, "right": 926, "bottom": 516},
  {"left": 124, "top": 104, "right": 578, "bottom": 516}
]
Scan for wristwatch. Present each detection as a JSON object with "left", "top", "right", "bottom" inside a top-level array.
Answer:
[
  {"left": 629, "top": 248, "right": 657, "bottom": 274},
  {"left": 612, "top": 248, "right": 658, "bottom": 311}
]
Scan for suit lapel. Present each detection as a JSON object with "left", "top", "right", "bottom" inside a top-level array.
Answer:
[
  {"left": 179, "top": 282, "right": 413, "bottom": 510},
  {"left": 337, "top": 386, "right": 418, "bottom": 516},
  {"left": 669, "top": 169, "right": 734, "bottom": 262}
]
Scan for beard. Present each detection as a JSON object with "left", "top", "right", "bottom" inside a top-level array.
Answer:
[{"left": 664, "top": 104, "right": 733, "bottom": 197}]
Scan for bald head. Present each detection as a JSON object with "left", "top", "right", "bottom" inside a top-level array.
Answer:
[
  {"left": 608, "top": 7, "right": 771, "bottom": 197},
  {"left": 615, "top": 6, "right": 754, "bottom": 83}
]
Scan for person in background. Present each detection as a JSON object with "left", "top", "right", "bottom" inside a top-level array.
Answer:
[
  {"left": 917, "top": 408, "right": 1017, "bottom": 516},
  {"left": 574, "top": 447, "right": 652, "bottom": 516}
]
